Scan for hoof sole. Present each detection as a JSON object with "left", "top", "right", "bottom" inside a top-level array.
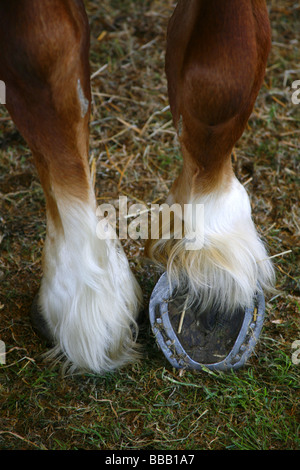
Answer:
[{"left": 149, "top": 272, "right": 265, "bottom": 372}]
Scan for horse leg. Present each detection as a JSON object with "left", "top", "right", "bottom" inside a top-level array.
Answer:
[
  {"left": 147, "top": 0, "right": 274, "bottom": 316},
  {"left": 0, "top": 0, "right": 142, "bottom": 373}
]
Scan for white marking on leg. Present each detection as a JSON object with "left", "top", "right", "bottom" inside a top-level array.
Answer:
[
  {"left": 155, "top": 177, "right": 275, "bottom": 313},
  {"left": 77, "top": 79, "right": 89, "bottom": 118},
  {"left": 39, "top": 198, "right": 142, "bottom": 374}
]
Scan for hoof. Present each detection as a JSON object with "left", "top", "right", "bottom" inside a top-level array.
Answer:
[
  {"left": 30, "top": 294, "right": 54, "bottom": 345},
  {"left": 149, "top": 272, "right": 265, "bottom": 372}
]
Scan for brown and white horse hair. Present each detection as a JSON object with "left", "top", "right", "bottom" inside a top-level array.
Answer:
[{"left": 0, "top": 0, "right": 274, "bottom": 373}]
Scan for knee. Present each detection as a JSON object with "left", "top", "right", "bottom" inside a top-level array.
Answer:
[{"left": 181, "top": 60, "right": 254, "bottom": 127}]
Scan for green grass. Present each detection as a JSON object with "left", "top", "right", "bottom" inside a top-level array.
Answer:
[{"left": 1, "top": 348, "right": 299, "bottom": 450}]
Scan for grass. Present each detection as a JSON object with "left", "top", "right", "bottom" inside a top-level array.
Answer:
[
  {"left": 0, "top": 0, "right": 299, "bottom": 451},
  {"left": 0, "top": 356, "right": 299, "bottom": 450}
]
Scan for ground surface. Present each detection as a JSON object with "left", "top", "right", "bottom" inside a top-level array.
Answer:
[{"left": 0, "top": 0, "right": 299, "bottom": 450}]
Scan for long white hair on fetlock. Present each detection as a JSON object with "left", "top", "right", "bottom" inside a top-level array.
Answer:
[
  {"left": 39, "top": 200, "right": 143, "bottom": 374},
  {"left": 147, "top": 176, "right": 275, "bottom": 315}
]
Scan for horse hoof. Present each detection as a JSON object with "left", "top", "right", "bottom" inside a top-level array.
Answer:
[
  {"left": 30, "top": 294, "right": 54, "bottom": 345},
  {"left": 149, "top": 272, "right": 265, "bottom": 372}
]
